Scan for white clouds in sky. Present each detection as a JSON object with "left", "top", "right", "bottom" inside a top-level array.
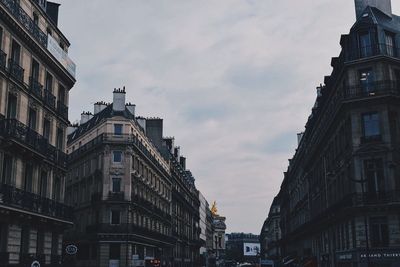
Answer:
[{"left": 57, "top": 0, "right": 399, "bottom": 233}]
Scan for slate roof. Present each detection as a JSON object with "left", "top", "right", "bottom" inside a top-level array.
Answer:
[{"left": 352, "top": 6, "right": 400, "bottom": 32}]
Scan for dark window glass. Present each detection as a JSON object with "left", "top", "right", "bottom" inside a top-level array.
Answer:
[
  {"left": 109, "top": 244, "right": 120, "bottom": 260},
  {"left": 24, "top": 163, "right": 33, "bottom": 192},
  {"left": 114, "top": 124, "right": 123, "bottom": 135},
  {"left": 111, "top": 210, "right": 120, "bottom": 225},
  {"left": 1, "top": 155, "right": 13, "bottom": 184},
  {"left": 385, "top": 32, "right": 395, "bottom": 56},
  {"left": 28, "top": 108, "right": 37, "bottom": 130},
  {"left": 395, "top": 69, "right": 400, "bottom": 83},
  {"left": 43, "top": 119, "right": 50, "bottom": 140},
  {"left": 31, "top": 59, "right": 39, "bottom": 82},
  {"left": 112, "top": 178, "right": 121, "bottom": 192},
  {"left": 11, "top": 40, "right": 20, "bottom": 64},
  {"left": 56, "top": 128, "right": 64, "bottom": 150},
  {"left": 33, "top": 13, "right": 39, "bottom": 26},
  {"left": 51, "top": 232, "right": 58, "bottom": 256},
  {"left": 362, "top": 113, "right": 380, "bottom": 138},
  {"left": 0, "top": 223, "right": 7, "bottom": 252},
  {"left": 52, "top": 176, "right": 61, "bottom": 201},
  {"left": 39, "top": 170, "right": 48, "bottom": 197},
  {"left": 45, "top": 72, "right": 53, "bottom": 92},
  {"left": 0, "top": 27, "right": 3, "bottom": 50},
  {"left": 37, "top": 230, "right": 44, "bottom": 254},
  {"left": 6, "top": 93, "right": 17, "bottom": 119},
  {"left": 359, "top": 69, "right": 375, "bottom": 94},
  {"left": 20, "top": 226, "right": 30, "bottom": 254},
  {"left": 370, "top": 217, "right": 389, "bottom": 247},
  {"left": 113, "top": 151, "right": 122, "bottom": 163},
  {"left": 58, "top": 84, "right": 65, "bottom": 104},
  {"left": 359, "top": 32, "right": 372, "bottom": 58},
  {"left": 364, "top": 159, "right": 385, "bottom": 195}
]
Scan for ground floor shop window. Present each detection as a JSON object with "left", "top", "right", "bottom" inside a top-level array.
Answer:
[{"left": 370, "top": 216, "right": 389, "bottom": 247}]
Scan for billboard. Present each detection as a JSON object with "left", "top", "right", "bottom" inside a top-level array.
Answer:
[
  {"left": 47, "top": 34, "right": 76, "bottom": 78},
  {"left": 243, "top": 243, "right": 260, "bottom": 256}
]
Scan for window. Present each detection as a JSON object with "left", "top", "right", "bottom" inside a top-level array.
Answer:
[
  {"left": 45, "top": 72, "right": 53, "bottom": 92},
  {"left": 31, "top": 59, "right": 40, "bottom": 85},
  {"left": 56, "top": 127, "right": 64, "bottom": 150},
  {"left": 33, "top": 13, "right": 39, "bottom": 26},
  {"left": 362, "top": 113, "right": 380, "bottom": 139},
  {"left": 39, "top": 170, "right": 48, "bottom": 197},
  {"left": 370, "top": 217, "right": 389, "bottom": 247},
  {"left": 28, "top": 108, "right": 37, "bottom": 130},
  {"left": 52, "top": 176, "right": 61, "bottom": 201},
  {"left": 114, "top": 124, "right": 123, "bottom": 136},
  {"left": 112, "top": 178, "right": 121, "bottom": 192},
  {"left": 385, "top": 32, "right": 395, "bottom": 57},
  {"left": 36, "top": 230, "right": 44, "bottom": 255},
  {"left": 359, "top": 69, "right": 375, "bottom": 94},
  {"left": 1, "top": 155, "right": 13, "bottom": 184},
  {"left": 359, "top": 32, "right": 372, "bottom": 58},
  {"left": 43, "top": 119, "right": 51, "bottom": 140},
  {"left": 20, "top": 226, "right": 30, "bottom": 254},
  {"left": 58, "top": 84, "right": 65, "bottom": 104},
  {"left": 6, "top": 93, "right": 17, "bottom": 119},
  {"left": 23, "top": 163, "right": 33, "bottom": 192},
  {"left": 111, "top": 210, "right": 120, "bottom": 225},
  {"left": 109, "top": 244, "right": 120, "bottom": 260},
  {"left": 364, "top": 159, "right": 385, "bottom": 195},
  {"left": 113, "top": 151, "right": 122, "bottom": 163},
  {"left": 11, "top": 40, "right": 20, "bottom": 64},
  {"left": 395, "top": 69, "right": 400, "bottom": 83}
]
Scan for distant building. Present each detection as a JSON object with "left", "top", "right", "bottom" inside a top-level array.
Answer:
[
  {"left": 0, "top": 0, "right": 76, "bottom": 266},
  {"left": 260, "top": 195, "right": 281, "bottom": 263},
  {"left": 225, "top": 233, "right": 260, "bottom": 264}
]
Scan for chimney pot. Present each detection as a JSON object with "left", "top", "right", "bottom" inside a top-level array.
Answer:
[{"left": 113, "top": 88, "right": 126, "bottom": 112}]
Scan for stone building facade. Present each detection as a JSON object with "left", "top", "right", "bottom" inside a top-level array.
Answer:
[
  {"left": 0, "top": 0, "right": 75, "bottom": 266},
  {"left": 272, "top": 1, "right": 400, "bottom": 266}
]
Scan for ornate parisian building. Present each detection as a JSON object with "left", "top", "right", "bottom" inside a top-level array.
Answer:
[
  {"left": 0, "top": 0, "right": 76, "bottom": 266},
  {"left": 65, "top": 89, "right": 202, "bottom": 267},
  {"left": 274, "top": 0, "right": 400, "bottom": 266}
]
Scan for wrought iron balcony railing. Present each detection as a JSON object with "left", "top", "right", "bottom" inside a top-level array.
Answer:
[
  {"left": 57, "top": 100, "right": 68, "bottom": 120},
  {"left": 43, "top": 89, "right": 56, "bottom": 109},
  {"left": 0, "top": 0, "right": 47, "bottom": 47},
  {"left": 346, "top": 44, "right": 400, "bottom": 61},
  {"left": 0, "top": 119, "right": 67, "bottom": 167},
  {"left": 0, "top": 50, "right": 6, "bottom": 70},
  {"left": 344, "top": 80, "right": 400, "bottom": 100},
  {"left": 108, "top": 191, "right": 125, "bottom": 201},
  {"left": 8, "top": 59, "right": 24, "bottom": 82},
  {"left": 0, "top": 183, "right": 73, "bottom": 221},
  {"left": 29, "top": 76, "right": 43, "bottom": 99}
]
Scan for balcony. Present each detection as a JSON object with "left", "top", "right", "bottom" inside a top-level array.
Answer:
[
  {"left": 108, "top": 191, "right": 125, "bottom": 201},
  {"left": 0, "top": 50, "right": 6, "bottom": 70},
  {"left": 0, "top": 119, "right": 67, "bottom": 167},
  {"left": 344, "top": 80, "right": 400, "bottom": 100},
  {"left": 0, "top": 0, "right": 47, "bottom": 47},
  {"left": 8, "top": 59, "right": 24, "bottom": 82},
  {"left": 57, "top": 100, "right": 68, "bottom": 120},
  {"left": 360, "top": 134, "right": 382, "bottom": 144},
  {"left": 346, "top": 44, "right": 400, "bottom": 61},
  {"left": 0, "top": 183, "right": 73, "bottom": 221},
  {"left": 43, "top": 89, "right": 56, "bottom": 109},
  {"left": 29, "top": 77, "right": 43, "bottom": 99}
]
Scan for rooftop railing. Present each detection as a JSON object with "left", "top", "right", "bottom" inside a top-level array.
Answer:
[
  {"left": 0, "top": 183, "right": 73, "bottom": 221},
  {"left": 344, "top": 80, "right": 400, "bottom": 100}
]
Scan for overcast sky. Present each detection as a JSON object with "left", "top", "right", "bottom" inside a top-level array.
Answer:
[{"left": 57, "top": 0, "right": 400, "bottom": 234}]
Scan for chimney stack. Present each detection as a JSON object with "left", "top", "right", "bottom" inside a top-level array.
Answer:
[
  {"left": 94, "top": 101, "right": 108, "bottom": 115},
  {"left": 113, "top": 87, "right": 126, "bottom": 112},
  {"left": 354, "top": 0, "right": 392, "bottom": 19},
  {"left": 126, "top": 103, "right": 136, "bottom": 116},
  {"left": 145, "top": 118, "right": 163, "bottom": 150},
  {"left": 180, "top": 156, "right": 186, "bottom": 170},
  {"left": 80, "top": 111, "right": 93, "bottom": 124},
  {"left": 137, "top": 117, "right": 146, "bottom": 133}
]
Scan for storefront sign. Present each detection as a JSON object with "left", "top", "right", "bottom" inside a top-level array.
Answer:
[
  {"left": 360, "top": 252, "right": 400, "bottom": 259},
  {"left": 65, "top": 244, "right": 78, "bottom": 255}
]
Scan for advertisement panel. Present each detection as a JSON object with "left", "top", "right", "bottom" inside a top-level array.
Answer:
[
  {"left": 47, "top": 34, "right": 76, "bottom": 78},
  {"left": 243, "top": 243, "right": 260, "bottom": 256}
]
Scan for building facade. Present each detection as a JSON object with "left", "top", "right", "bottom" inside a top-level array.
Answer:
[
  {"left": 273, "top": 0, "right": 400, "bottom": 266},
  {"left": 260, "top": 195, "right": 281, "bottom": 263},
  {"left": 0, "top": 0, "right": 75, "bottom": 266},
  {"left": 225, "top": 233, "right": 260, "bottom": 265}
]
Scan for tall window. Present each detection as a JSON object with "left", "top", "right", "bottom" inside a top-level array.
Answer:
[
  {"left": 11, "top": 40, "right": 20, "bottom": 64},
  {"left": 58, "top": 84, "right": 65, "bottom": 104},
  {"left": 28, "top": 108, "right": 37, "bottom": 130},
  {"left": 359, "top": 69, "right": 375, "bottom": 94},
  {"left": 56, "top": 127, "right": 64, "bottom": 150},
  {"left": 370, "top": 217, "right": 389, "bottom": 247},
  {"left": 113, "top": 151, "right": 122, "bottom": 163},
  {"left": 23, "top": 163, "right": 33, "bottom": 192},
  {"left": 33, "top": 13, "right": 39, "bottom": 26},
  {"left": 43, "top": 119, "right": 51, "bottom": 140},
  {"left": 111, "top": 210, "right": 120, "bottom": 225},
  {"left": 362, "top": 112, "right": 380, "bottom": 140},
  {"left": 52, "top": 176, "right": 61, "bottom": 201},
  {"left": 20, "top": 226, "right": 30, "bottom": 254},
  {"left": 114, "top": 124, "right": 123, "bottom": 136},
  {"left": 6, "top": 93, "right": 17, "bottom": 119},
  {"left": 1, "top": 155, "right": 13, "bottom": 184},
  {"left": 385, "top": 32, "right": 395, "bottom": 57},
  {"left": 0, "top": 27, "right": 3, "bottom": 50},
  {"left": 45, "top": 72, "right": 53, "bottom": 92},
  {"left": 364, "top": 159, "right": 385, "bottom": 195},
  {"left": 39, "top": 170, "right": 48, "bottom": 197},
  {"left": 359, "top": 32, "right": 372, "bottom": 58},
  {"left": 112, "top": 178, "right": 121, "bottom": 193},
  {"left": 109, "top": 244, "right": 120, "bottom": 260}
]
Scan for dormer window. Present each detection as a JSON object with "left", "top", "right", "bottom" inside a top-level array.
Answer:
[
  {"left": 385, "top": 31, "right": 395, "bottom": 57},
  {"left": 359, "top": 32, "right": 372, "bottom": 58}
]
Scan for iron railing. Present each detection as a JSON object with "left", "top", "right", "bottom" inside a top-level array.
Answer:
[
  {"left": 43, "top": 89, "right": 56, "bottom": 109},
  {"left": 108, "top": 191, "right": 125, "bottom": 201},
  {"left": 56, "top": 100, "right": 68, "bottom": 120},
  {"left": 0, "top": 0, "right": 47, "bottom": 47},
  {"left": 0, "top": 119, "right": 67, "bottom": 167},
  {"left": 0, "top": 50, "right": 6, "bottom": 70},
  {"left": 346, "top": 44, "right": 400, "bottom": 61},
  {"left": 8, "top": 59, "right": 24, "bottom": 82},
  {"left": 29, "top": 76, "right": 43, "bottom": 99},
  {"left": 344, "top": 80, "right": 400, "bottom": 100},
  {"left": 0, "top": 183, "right": 73, "bottom": 221}
]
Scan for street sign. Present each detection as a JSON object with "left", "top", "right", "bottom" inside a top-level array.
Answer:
[
  {"left": 65, "top": 244, "right": 78, "bottom": 255},
  {"left": 31, "top": 260, "right": 40, "bottom": 267}
]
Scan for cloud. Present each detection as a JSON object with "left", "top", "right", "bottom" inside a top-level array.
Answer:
[{"left": 57, "top": 0, "right": 400, "bottom": 233}]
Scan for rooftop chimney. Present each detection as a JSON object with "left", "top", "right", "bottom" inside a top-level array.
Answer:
[
  {"left": 180, "top": 156, "right": 186, "bottom": 170},
  {"left": 355, "top": 0, "right": 392, "bottom": 19},
  {"left": 145, "top": 118, "right": 163, "bottom": 150},
  {"left": 94, "top": 101, "right": 108, "bottom": 115},
  {"left": 46, "top": 2, "right": 60, "bottom": 26},
  {"left": 163, "top": 137, "right": 175, "bottom": 154},
  {"left": 126, "top": 103, "right": 136, "bottom": 116},
  {"left": 113, "top": 87, "right": 126, "bottom": 112},
  {"left": 80, "top": 111, "right": 93, "bottom": 125},
  {"left": 137, "top": 117, "right": 146, "bottom": 133},
  {"left": 174, "top": 147, "right": 180, "bottom": 160}
]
